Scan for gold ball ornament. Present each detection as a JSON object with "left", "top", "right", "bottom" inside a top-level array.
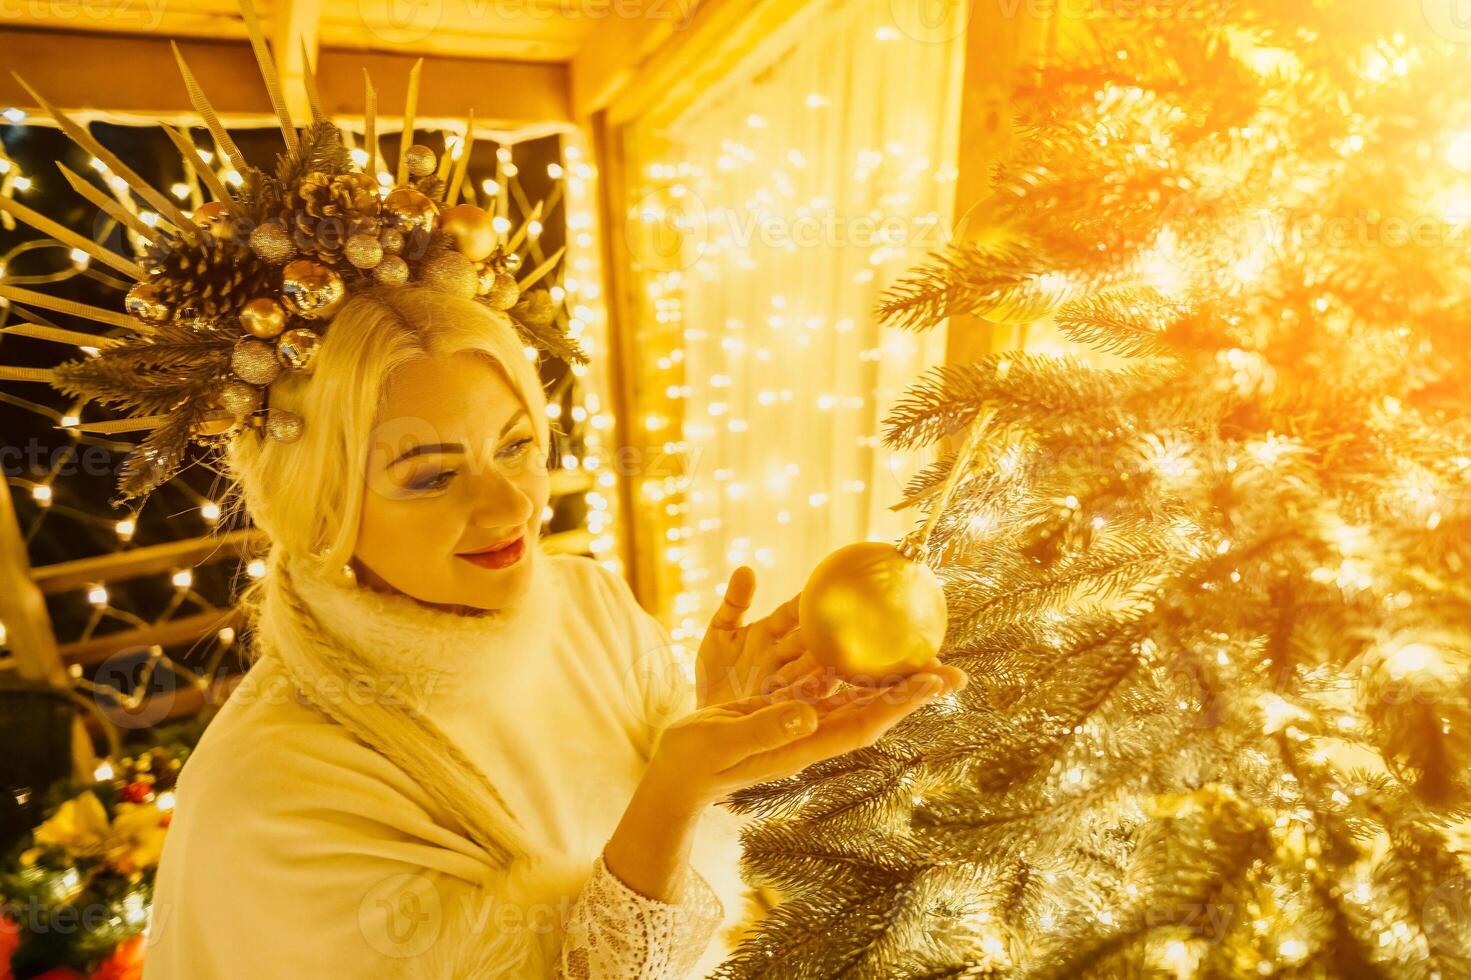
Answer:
[
  {"left": 404, "top": 144, "right": 437, "bottom": 178},
  {"left": 220, "top": 379, "right": 263, "bottom": 417},
  {"left": 239, "top": 297, "right": 287, "bottom": 339},
  {"left": 192, "top": 200, "right": 236, "bottom": 240},
  {"left": 485, "top": 271, "right": 520, "bottom": 310},
  {"left": 373, "top": 254, "right": 410, "bottom": 285},
  {"left": 230, "top": 337, "right": 282, "bottom": 386},
  {"left": 382, "top": 187, "right": 439, "bottom": 235},
  {"left": 280, "top": 259, "right": 346, "bottom": 320},
  {"left": 798, "top": 541, "right": 949, "bottom": 682},
  {"left": 345, "top": 233, "right": 384, "bottom": 269},
  {"left": 124, "top": 281, "right": 173, "bottom": 324},
  {"left": 379, "top": 228, "right": 405, "bottom": 255},
  {"left": 277, "top": 327, "right": 322, "bottom": 371},
  {"left": 267, "top": 409, "right": 304, "bottom": 443},
  {"left": 501, "top": 251, "right": 523, "bottom": 273},
  {"left": 249, "top": 222, "right": 296, "bottom": 264},
  {"left": 441, "top": 204, "right": 497, "bottom": 262},
  {"left": 421, "top": 250, "right": 478, "bottom": 298}
]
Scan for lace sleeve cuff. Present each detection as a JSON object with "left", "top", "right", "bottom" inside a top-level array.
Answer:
[{"left": 557, "top": 848, "right": 725, "bottom": 979}]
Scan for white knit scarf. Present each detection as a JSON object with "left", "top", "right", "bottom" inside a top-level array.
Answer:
[{"left": 253, "top": 546, "right": 564, "bottom": 871}]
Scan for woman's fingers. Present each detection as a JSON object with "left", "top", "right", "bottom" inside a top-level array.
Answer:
[
  {"left": 709, "top": 565, "right": 756, "bottom": 632},
  {"left": 705, "top": 670, "right": 830, "bottom": 715},
  {"left": 706, "top": 700, "right": 818, "bottom": 769},
  {"left": 714, "top": 673, "right": 948, "bottom": 786},
  {"left": 708, "top": 661, "right": 965, "bottom": 721},
  {"left": 769, "top": 645, "right": 825, "bottom": 688},
  {"left": 768, "top": 626, "right": 808, "bottom": 666},
  {"left": 756, "top": 591, "right": 801, "bottom": 641}
]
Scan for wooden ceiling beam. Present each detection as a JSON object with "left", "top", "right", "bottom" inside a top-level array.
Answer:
[
  {"left": 0, "top": 30, "right": 572, "bottom": 126},
  {"left": 273, "top": 0, "right": 324, "bottom": 124}
]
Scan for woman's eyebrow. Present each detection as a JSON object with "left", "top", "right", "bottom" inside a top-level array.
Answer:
[
  {"left": 500, "top": 408, "right": 529, "bottom": 435},
  {"left": 386, "top": 410, "right": 530, "bottom": 467},
  {"left": 390, "top": 443, "right": 464, "bottom": 466}
]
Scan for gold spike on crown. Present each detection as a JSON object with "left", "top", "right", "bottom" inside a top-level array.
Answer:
[{"left": 0, "top": 0, "right": 585, "bottom": 506}]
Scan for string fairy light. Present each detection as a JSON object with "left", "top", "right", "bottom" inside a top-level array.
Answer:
[{"left": 618, "top": 17, "right": 961, "bottom": 633}]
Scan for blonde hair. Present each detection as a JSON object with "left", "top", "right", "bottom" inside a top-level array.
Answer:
[
  {"left": 227, "top": 285, "right": 551, "bottom": 573},
  {"left": 220, "top": 286, "right": 553, "bottom": 868}
]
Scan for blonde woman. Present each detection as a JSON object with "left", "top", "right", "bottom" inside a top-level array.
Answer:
[{"left": 143, "top": 286, "right": 967, "bottom": 978}]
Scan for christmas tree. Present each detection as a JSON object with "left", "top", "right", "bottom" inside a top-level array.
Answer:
[{"left": 715, "top": 2, "right": 1471, "bottom": 976}]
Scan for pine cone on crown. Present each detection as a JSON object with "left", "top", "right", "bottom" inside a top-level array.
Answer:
[
  {"left": 142, "top": 237, "right": 272, "bottom": 321},
  {"left": 281, "top": 171, "right": 381, "bottom": 264}
]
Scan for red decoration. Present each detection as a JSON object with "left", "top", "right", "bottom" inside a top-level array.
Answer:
[
  {"left": 117, "top": 783, "right": 153, "bottom": 805},
  {"left": 89, "top": 935, "right": 145, "bottom": 980},
  {"left": 1, "top": 914, "right": 19, "bottom": 980}
]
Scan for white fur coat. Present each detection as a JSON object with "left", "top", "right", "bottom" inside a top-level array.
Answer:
[{"left": 143, "top": 549, "right": 750, "bottom": 978}]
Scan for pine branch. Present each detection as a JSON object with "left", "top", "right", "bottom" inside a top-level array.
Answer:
[
  {"left": 113, "top": 397, "right": 210, "bottom": 502},
  {"left": 502, "top": 292, "right": 588, "bottom": 365},
  {"left": 881, "top": 354, "right": 1157, "bottom": 451},
  {"left": 276, "top": 120, "right": 353, "bottom": 187},
  {"left": 876, "top": 242, "right": 1078, "bottom": 332}
]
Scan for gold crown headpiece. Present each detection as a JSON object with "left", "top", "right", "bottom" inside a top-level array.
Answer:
[{"left": 0, "top": 0, "right": 586, "bottom": 506}]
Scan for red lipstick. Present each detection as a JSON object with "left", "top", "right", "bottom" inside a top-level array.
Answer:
[{"left": 457, "top": 534, "right": 526, "bottom": 570}]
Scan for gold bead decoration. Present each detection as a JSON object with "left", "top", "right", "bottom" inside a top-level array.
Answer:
[
  {"left": 373, "top": 254, "right": 409, "bottom": 285},
  {"left": 382, "top": 187, "right": 439, "bottom": 235},
  {"left": 280, "top": 259, "right": 346, "bottom": 320},
  {"left": 193, "top": 200, "right": 236, "bottom": 241},
  {"left": 486, "top": 271, "right": 520, "bottom": 310},
  {"left": 798, "top": 541, "right": 949, "bottom": 683},
  {"left": 379, "top": 228, "right": 405, "bottom": 255},
  {"left": 440, "top": 204, "right": 497, "bottom": 262},
  {"left": 124, "top": 281, "right": 173, "bottom": 324},
  {"left": 267, "top": 409, "right": 304, "bottom": 443},
  {"left": 404, "top": 144, "right": 437, "bottom": 178},
  {"left": 277, "top": 327, "right": 322, "bottom": 371},
  {"left": 421, "top": 250, "right": 478, "bottom": 298},
  {"left": 239, "top": 297, "right": 287, "bottom": 339},
  {"left": 231, "top": 337, "right": 282, "bottom": 386},
  {"left": 502, "top": 251, "right": 523, "bottom": 273},
  {"left": 345, "top": 233, "right": 384, "bottom": 269},
  {"left": 220, "top": 379, "right": 263, "bottom": 417},
  {"left": 249, "top": 222, "right": 296, "bottom": 264}
]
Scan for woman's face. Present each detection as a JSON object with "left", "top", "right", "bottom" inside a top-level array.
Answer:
[{"left": 354, "top": 350, "right": 550, "bottom": 613}]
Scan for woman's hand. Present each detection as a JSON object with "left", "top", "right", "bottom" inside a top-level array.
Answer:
[
  {"left": 695, "top": 565, "right": 823, "bottom": 710},
  {"left": 645, "top": 661, "right": 969, "bottom": 811}
]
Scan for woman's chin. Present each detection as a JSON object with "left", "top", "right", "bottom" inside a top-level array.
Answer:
[{"left": 445, "top": 554, "right": 535, "bottom": 608}]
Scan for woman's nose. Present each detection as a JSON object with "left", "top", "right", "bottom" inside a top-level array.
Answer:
[{"left": 465, "top": 468, "right": 534, "bottom": 528}]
